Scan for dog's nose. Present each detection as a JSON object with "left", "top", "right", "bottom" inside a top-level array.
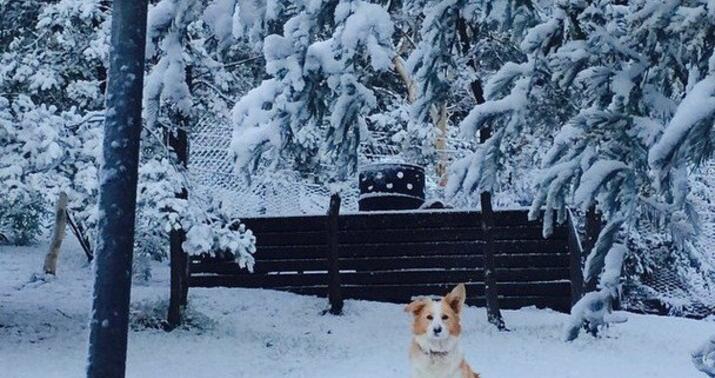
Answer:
[{"left": 433, "top": 326, "right": 442, "bottom": 334}]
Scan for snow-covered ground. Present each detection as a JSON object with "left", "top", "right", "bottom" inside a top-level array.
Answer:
[{"left": 1, "top": 239, "right": 712, "bottom": 378}]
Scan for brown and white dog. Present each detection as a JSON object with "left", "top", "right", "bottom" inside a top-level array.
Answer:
[{"left": 405, "top": 284, "right": 480, "bottom": 378}]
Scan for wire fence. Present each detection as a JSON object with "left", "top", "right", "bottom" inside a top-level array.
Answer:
[{"left": 188, "top": 121, "right": 360, "bottom": 216}]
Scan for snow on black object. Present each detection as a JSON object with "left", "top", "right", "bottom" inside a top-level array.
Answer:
[{"left": 358, "top": 163, "right": 425, "bottom": 211}]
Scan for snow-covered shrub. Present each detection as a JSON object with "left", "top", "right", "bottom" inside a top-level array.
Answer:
[
  {"left": 0, "top": 0, "right": 259, "bottom": 273},
  {"left": 564, "top": 243, "right": 628, "bottom": 341},
  {"left": 0, "top": 191, "right": 46, "bottom": 246},
  {"left": 0, "top": 1, "right": 107, "bottom": 247},
  {"left": 129, "top": 298, "right": 216, "bottom": 331},
  {"left": 692, "top": 335, "right": 715, "bottom": 377},
  {"left": 645, "top": 8, "right": 715, "bottom": 370}
]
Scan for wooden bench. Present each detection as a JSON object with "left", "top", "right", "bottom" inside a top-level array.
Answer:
[{"left": 170, "top": 200, "right": 583, "bottom": 320}]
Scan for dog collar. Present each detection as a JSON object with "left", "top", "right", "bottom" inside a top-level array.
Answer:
[{"left": 418, "top": 344, "right": 450, "bottom": 357}]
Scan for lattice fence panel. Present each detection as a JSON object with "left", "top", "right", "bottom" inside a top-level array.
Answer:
[{"left": 189, "top": 122, "right": 358, "bottom": 216}]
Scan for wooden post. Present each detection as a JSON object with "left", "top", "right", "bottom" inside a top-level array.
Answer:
[
  {"left": 43, "top": 192, "right": 69, "bottom": 275},
  {"left": 567, "top": 209, "right": 584, "bottom": 306},
  {"left": 326, "top": 193, "right": 343, "bottom": 315}
]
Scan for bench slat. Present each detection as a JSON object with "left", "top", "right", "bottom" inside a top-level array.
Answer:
[
  {"left": 189, "top": 268, "right": 569, "bottom": 288},
  {"left": 248, "top": 239, "right": 568, "bottom": 260},
  {"left": 189, "top": 253, "right": 571, "bottom": 274},
  {"left": 337, "top": 209, "right": 550, "bottom": 230},
  {"left": 252, "top": 226, "right": 565, "bottom": 247},
  {"left": 240, "top": 209, "right": 556, "bottom": 233}
]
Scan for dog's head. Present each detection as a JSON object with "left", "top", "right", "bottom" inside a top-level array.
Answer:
[{"left": 405, "top": 284, "right": 466, "bottom": 348}]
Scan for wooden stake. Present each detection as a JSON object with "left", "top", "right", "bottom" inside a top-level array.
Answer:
[{"left": 43, "top": 192, "right": 68, "bottom": 275}]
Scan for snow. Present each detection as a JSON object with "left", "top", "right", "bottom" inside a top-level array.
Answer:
[
  {"left": 204, "top": 0, "right": 236, "bottom": 48},
  {"left": 1, "top": 239, "right": 712, "bottom": 377},
  {"left": 459, "top": 77, "right": 529, "bottom": 139},
  {"left": 573, "top": 159, "right": 629, "bottom": 211},
  {"left": 336, "top": 1, "right": 394, "bottom": 71},
  {"left": 649, "top": 74, "right": 715, "bottom": 176},
  {"left": 692, "top": 335, "right": 715, "bottom": 376}
]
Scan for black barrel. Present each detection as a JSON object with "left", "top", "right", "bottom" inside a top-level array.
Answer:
[{"left": 358, "top": 163, "right": 425, "bottom": 211}]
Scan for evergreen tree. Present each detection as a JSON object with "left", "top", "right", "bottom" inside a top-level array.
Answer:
[
  {"left": 449, "top": 0, "right": 715, "bottom": 339},
  {"left": 142, "top": 0, "right": 257, "bottom": 277},
  {"left": 230, "top": 0, "right": 395, "bottom": 181}
]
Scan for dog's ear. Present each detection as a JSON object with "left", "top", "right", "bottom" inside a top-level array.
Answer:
[
  {"left": 445, "top": 283, "right": 466, "bottom": 314},
  {"left": 405, "top": 298, "right": 428, "bottom": 316}
]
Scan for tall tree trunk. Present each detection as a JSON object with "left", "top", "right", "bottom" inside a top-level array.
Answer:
[
  {"left": 432, "top": 103, "right": 450, "bottom": 186},
  {"left": 456, "top": 17, "right": 506, "bottom": 329},
  {"left": 583, "top": 205, "right": 601, "bottom": 293},
  {"left": 86, "top": 1, "right": 148, "bottom": 377},
  {"left": 393, "top": 54, "right": 418, "bottom": 103},
  {"left": 167, "top": 67, "right": 191, "bottom": 328},
  {"left": 43, "top": 191, "right": 68, "bottom": 275},
  {"left": 480, "top": 127, "right": 506, "bottom": 331},
  {"left": 393, "top": 42, "right": 450, "bottom": 186}
]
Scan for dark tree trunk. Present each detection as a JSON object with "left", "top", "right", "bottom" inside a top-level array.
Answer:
[
  {"left": 86, "top": 1, "right": 148, "bottom": 377},
  {"left": 479, "top": 128, "right": 506, "bottom": 331},
  {"left": 457, "top": 16, "right": 506, "bottom": 330},
  {"left": 583, "top": 205, "right": 601, "bottom": 293},
  {"left": 166, "top": 125, "right": 189, "bottom": 328},
  {"left": 167, "top": 67, "right": 191, "bottom": 328},
  {"left": 92, "top": 0, "right": 111, "bottom": 96}
]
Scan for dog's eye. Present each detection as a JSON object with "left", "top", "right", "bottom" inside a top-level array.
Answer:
[
  {"left": 442, "top": 315, "right": 449, "bottom": 320},
  {"left": 426, "top": 315, "right": 433, "bottom": 320}
]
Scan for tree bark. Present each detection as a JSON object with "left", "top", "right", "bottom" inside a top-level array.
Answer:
[
  {"left": 583, "top": 205, "right": 601, "bottom": 293},
  {"left": 393, "top": 54, "right": 417, "bottom": 103},
  {"left": 458, "top": 14, "right": 507, "bottom": 329},
  {"left": 167, "top": 67, "right": 191, "bottom": 328},
  {"left": 43, "top": 191, "right": 68, "bottom": 275},
  {"left": 432, "top": 103, "right": 450, "bottom": 186},
  {"left": 86, "top": 1, "right": 148, "bottom": 377},
  {"left": 479, "top": 127, "right": 506, "bottom": 331}
]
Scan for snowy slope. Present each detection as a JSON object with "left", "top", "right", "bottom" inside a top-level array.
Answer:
[{"left": 0, "top": 240, "right": 712, "bottom": 378}]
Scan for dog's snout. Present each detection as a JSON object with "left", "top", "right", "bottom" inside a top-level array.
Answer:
[{"left": 433, "top": 325, "right": 442, "bottom": 334}]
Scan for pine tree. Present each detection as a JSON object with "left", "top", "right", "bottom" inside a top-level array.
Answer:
[
  {"left": 141, "top": 0, "right": 258, "bottom": 278},
  {"left": 230, "top": 0, "right": 395, "bottom": 181},
  {"left": 404, "top": 0, "right": 541, "bottom": 329},
  {"left": 451, "top": 0, "right": 715, "bottom": 339},
  {"left": 647, "top": 6, "right": 715, "bottom": 372}
]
